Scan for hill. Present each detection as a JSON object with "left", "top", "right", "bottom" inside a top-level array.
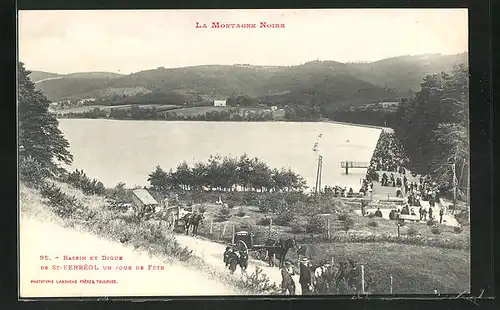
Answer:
[
  {"left": 349, "top": 52, "right": 468, "bottom": 95},
  {"left": 32, "top": 53, "right": 468, "bottom": 108},
  {"left": 28, "top": 70, "right": 64, "bottom": 82}
]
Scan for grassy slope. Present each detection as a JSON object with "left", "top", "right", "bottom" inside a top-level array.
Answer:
[{"left": 19, "top": 181, "right": 281, "bottom": 295}]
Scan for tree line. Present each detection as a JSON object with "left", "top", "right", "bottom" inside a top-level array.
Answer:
[
  {"left": 147, "top": 154, "right": 307, "bottom": 193},
  {"left": 59, "top": 106, "right": 276, "bottom": 122},
  {"left": 392, "top": 64, "right": 468, "bottom": 197}
]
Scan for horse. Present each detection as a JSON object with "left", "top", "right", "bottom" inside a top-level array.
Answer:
[
  {"left": 228, "top": 249, "right": 249, "bottom": 274},
  {"left": 182, "top": 213, "right": 194, "bottom": 234},
  {"left": 189, "top": 213, "right": 204, "bottom": 236},
  {"left": 265, "top": 237, "right": 297, "bottom": 268}
]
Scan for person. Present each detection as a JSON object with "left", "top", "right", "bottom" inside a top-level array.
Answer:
[
  {"left": 389, "top": 209, "right": 396, "bottom": 220},
  {"left": 439, "top": 208, "right": 444, "bottom": 224},
  {"left": 410, "top": 208, "right": 416, "bottom": 216},
  {"left": 396, "top": 188, "right": 402, "bottom": 198},
  {"left": 419, "top": 206, "right": 423, "bottom": 221},
  {"left": 223, "top": 246, "right": 233, "bottom": 268},
  {"left": 299, "top": 258, "right": 313, "bottom": 295},
  {"left": 422, "top": 208, "right": 428, "bottom": 221},
  {"left": 281, "top": 261, "right": 296, "bottom": 295},
  {"left": 428, "top": 207, "right": 433, "bottom": 221},
  {"left": 374, "top": 207, "right": 383, "bottom": 217},
  {"left": 361, "top": 201, "right": 367, "bottom": 216},
  {"left": 348, "top": 187, "right": 354, "bottom": 198}
]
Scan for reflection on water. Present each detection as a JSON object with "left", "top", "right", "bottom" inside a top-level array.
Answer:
[{"left": 58, "top": 119, "right": 381, "bottom": 190}]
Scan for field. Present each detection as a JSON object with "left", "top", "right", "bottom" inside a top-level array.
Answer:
[
  {"left": 166, "top": 106, "right": 230, "bottom": 117},
  {"left": 165, "top": 106, "right": 276, "bottom": 117}
]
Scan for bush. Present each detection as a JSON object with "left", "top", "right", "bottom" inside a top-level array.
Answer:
[
  {"left": 407, "top": 227, "right": 418, "bottom": 236},
  {"left": 66, "top": 169, "right": 105, "bottom": 196},
  {"left": 342, "top": 217, "right": 355, "bottom": 234},
  {"left": 256, "top": 217, "right": 271, "bottom": 226},
  {"left": 273, "top": 210, "right": 295, "bottom": 226},
  {"left": 236, "top": 208, "right": 246, "bottom": 217},
  {"left": 215, "top": 205, "right": 231, "bottom": 222},
  {"left": 337, "top": 211, "right": 350, "bottom": 221},
  {"left": 431, "top": 226, "right": 442, "bottom": 235},
  {"left": 367, "top": 221, "right": 378, "bottom": 228},
  {"left": 198, "top": 205, "right": 207, "bottom": 214},
  {"left": 427, "top": 219, "right": 436, "bottom": 226},
  {"left": 290, "top": 218, "right": 307, "bottom": 233},
  {"left": 240, "top": 267, "right": 280, "bottom": 294},
  {"left": 453, "top": 226, "right": 463, "bottom": 234},
  {"left": 367, "top": 213, "right": 375, "bottom": 219},
  {"left": 19, "top": 156, "right": 48, "bottom": 188},
  {"left": 306, "top": 215, "right": 326, "bottom": 233},
  {"left": 39, "top": 183, "right": 82, "bottom": 218}
]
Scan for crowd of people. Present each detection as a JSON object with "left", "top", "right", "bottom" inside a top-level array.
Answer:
[
  {"left": 325, "top": 185, "right": 367, "bottom": 198},
  {"left": 369, "top": 133, "right": 410, "bottom": 173},
  {"left": 281, "top": 257, "right": 364, "bottom": 295}
]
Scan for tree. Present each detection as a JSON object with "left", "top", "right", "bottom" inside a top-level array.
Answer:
[
  {"left": 393, "top": 64, "right": 468, "bottom": 183},
  {"left": 148, "top": 165, "right": 169, "bottom": 193},
  {"left": 18, "top": 62, "right": 73, "bottom": 178}
]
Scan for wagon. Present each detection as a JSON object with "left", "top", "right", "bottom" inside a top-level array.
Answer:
[{"left": 230, "top": 231, "right": 281, "bottom": 261}]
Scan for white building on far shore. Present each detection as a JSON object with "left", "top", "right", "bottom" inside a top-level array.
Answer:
[{"left": 213, "top": 99, "right": 227, "bottom": 107}]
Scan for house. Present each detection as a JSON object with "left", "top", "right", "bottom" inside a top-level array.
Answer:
[
  {"left": 132, "top": 189, "right": 158, "bottom": 213},
  {"left": 213, "top": 99, "right": 227, "bottom": 107},
  {"left": 77, "top": 98, "right": 97, "bottom": 105}
]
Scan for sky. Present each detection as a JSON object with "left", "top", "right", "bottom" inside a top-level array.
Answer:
[{"left": 18, "top": 9, "right": 468, "bottom": 75}]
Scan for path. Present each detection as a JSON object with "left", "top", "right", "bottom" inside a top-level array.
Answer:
[
  {"left": 34, "top": 76, "right": 64, "bottom": 84},
  {"left": 175, "top": 234, "right": 302, "bottom": 295},
  {"left": 19, "top": 216, "right": 239, "bottom": 297}
]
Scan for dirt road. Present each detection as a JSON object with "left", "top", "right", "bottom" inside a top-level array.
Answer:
[
  {"left": 175, "top": 234, "right": 303, "bottom": 295},
  {"left": 19, "top": 217, "right": 240, "bottom": 297}
]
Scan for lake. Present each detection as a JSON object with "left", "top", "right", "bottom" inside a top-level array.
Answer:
[{"left": 58, "top": 119, "right": 381, "bottom": 191}]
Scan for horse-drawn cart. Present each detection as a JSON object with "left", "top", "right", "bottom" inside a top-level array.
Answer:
[{"left": 230, "top": 231, "right": 282, "bottom": 262}]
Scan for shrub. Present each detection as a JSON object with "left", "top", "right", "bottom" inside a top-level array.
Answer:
[
  {"left": 198, "top": 205, "right": 207, "bottom": 214},
  {"left": 407, "top": 227, "right": 418, "bottom": 236},
  {"left": 215, "top": 205, "right": 231, "bottom": 222},
  {"left": 342, "top": 217, "right": 355, "bottom": 234},
  {"left": 306, "top": 215, "right": 326, "bottom": 233},
  {"left": 240, "top": 267, "right": 280, "bottom": 294},
  {"left": 19, "top": 156, "right": 48, "bottom": 189},
  {"left": 431, "top": 226, "right": 442, "bottom": 235},
  {"left": 186, "top": 201, "right": 193, "bottom": 207},
  {"left": 290, "top": 218, "right": 307, "bottom": 233},
  {"left": 273, "top": 210, "right": 294, "bottom": 226},
  {"left": 256, "top": 217, "right": 271, "bottom": 226},
  {"left": 236, "top": 208, "right": 246, "bottom": 217},
  {"left": 367, "top": 212, "right": 375, "bottom": 219},
  {"left": 427, "top": 219, "right": 436, "bottom": 226},
  {"left": 367, "top": 221, "right": 378, "bottom": 228},
  {"left": 337, "top": 211, "right": 350, "bottom": 221},
  {"left": 66, "top": 169, "right": 105, "bottom": 196},
  {"left": 453, "top": 226, "right": 463, "bottom": 234},
  {"left": 39, "top": 183, "right": 82, "bottom": 218}
]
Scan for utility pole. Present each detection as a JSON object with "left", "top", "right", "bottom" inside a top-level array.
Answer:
[{"left": 452, "top": 155, "right": 457, "bottom": 213}]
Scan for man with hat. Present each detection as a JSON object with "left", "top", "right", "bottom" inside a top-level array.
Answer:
[
  {"left": 281, "top": 261, "right": 296, "bottom": 295},
  {"left": 299, "top": 257, "right": 313, "bottom": 295}
]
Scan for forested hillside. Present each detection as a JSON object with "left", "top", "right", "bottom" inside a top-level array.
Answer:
[{"left": 33, "top": 53, "right": 467, "bottom": 110}]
